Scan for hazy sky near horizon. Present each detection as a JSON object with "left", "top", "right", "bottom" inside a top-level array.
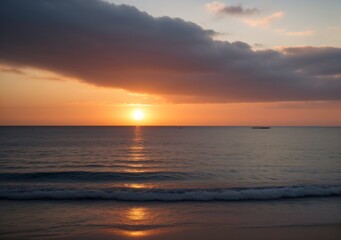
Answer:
[{"left": 0, "top": 0, "right": 340, "bottom": 125}]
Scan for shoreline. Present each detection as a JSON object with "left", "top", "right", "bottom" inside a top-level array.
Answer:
[{"left": 51, "top": 224, "right": 341, "bottom": 240}]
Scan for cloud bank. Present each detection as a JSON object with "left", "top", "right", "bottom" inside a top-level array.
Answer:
[{"left": 0, "top": 0, "right": 340, "bottom": 103}]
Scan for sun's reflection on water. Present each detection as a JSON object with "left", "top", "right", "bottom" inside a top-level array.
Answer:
[
  {"left": 104, "top": 128, "right": 170, "bottom": 238},
  {"left": 113, "top": 229, "right": 164, "bottom": 238},
  {"left": 105, "top": 206, "right": 169, "bottom": 238},
  {"left": 128, "top": 127, "right": 147, "bottom": 162},
  {"left": 121, "top": 207, "right": 150, "bottom": 237},
  {"left": 128, "top": 207, "right": 146, "bottom": 221},
  {"left": 123, "top": 183, "right": 152, "bottom": 189}
]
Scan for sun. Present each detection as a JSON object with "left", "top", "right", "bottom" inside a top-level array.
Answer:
[{"left": 132, "top": 109, "right": 145, "bottom": 121}]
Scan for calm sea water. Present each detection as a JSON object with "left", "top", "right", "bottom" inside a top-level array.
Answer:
[{"left": 0, "top": 127, "right": 340, "bottom": 239}]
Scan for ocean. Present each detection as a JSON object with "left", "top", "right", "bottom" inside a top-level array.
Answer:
[{"left": 0, "top": 126, "right": 340, "bottom": 239}]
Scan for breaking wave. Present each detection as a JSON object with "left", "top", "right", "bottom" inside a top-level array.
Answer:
[
  {"left": 0, "top": 185, "right": 340, "bottom": 201},
  {"left": 0, "top": 171, "right": 196, "bottom": 182}
]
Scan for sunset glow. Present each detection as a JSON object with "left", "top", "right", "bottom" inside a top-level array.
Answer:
[
  {"left": 132, "top": 109, "right": 145, "bottom": 121},
  {"left": 1, "top": 1, "right": 340, "bottom": 240},
  {"left": 0, "top": 0, "right": 340, "bottom": 126}
]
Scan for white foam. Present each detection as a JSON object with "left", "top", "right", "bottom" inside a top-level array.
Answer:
[{"left": 0, "top": 185, "right": 340, "bottom": 201}]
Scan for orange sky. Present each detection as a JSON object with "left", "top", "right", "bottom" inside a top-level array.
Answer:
[{"left": 1, "top": 67, "right": 340, "bottom": 126}]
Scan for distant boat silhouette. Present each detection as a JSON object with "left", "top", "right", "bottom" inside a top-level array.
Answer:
[{"left": 252, "top": 126, "right": 271, "bottom": 129}]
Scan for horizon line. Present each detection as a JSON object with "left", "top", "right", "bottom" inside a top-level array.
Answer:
[{"left": 1, "top": 125, "right": 340, "bottom": 127}]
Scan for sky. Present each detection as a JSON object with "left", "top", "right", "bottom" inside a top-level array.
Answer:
[{"left": 0, "top": 0, "right": 340, "bottom": 126}]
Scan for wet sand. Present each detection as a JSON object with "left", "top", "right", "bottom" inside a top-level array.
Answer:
[{"left": 53, "top": 224, "right": 341, "bottom": 240}]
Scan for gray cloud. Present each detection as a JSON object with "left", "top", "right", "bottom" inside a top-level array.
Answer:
[
  {"left": 206, "top": 2, "right": 259, "bottom": 16},
  {"left": 0, "top": 0, "right": 340, "bottom": 103},
  {"left": 219, "top": 4, "right": 259, "bottom": 15},
  {"left": 282, "top": 47, "right": 341, "bottom": 77}
]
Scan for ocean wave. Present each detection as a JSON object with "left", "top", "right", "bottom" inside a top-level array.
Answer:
[
  {"left": 0, "top": 171, "right": 193, "bottom": 182},
  {"left": 0, "top": 185, "right": 340, "bottom": 201}
]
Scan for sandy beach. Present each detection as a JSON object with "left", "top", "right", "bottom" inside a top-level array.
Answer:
[{"left": 52, "top": 224, "right": 341, "bottom": 240}]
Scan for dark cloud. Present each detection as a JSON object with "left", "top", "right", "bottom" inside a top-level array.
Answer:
[
  {"left": 206, "top": 2, "right": 259, "bottom": 16},
  {"left": 282, "top": 47, "right": 341, "bottom": 77},
  {"left": 0, "top": 0, "right": 340, "bottom": 103},
  {"left": 218, "top": 4, "right": 259, "bottom": 16}
]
